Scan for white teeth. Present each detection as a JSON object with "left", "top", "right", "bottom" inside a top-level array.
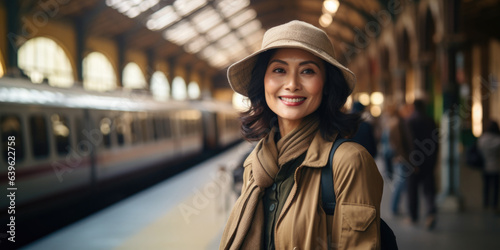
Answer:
[{"left": 280, "top": 97, "right": 305, "bottom": 103}]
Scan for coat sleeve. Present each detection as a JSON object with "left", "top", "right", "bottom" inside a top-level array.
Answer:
[{"left": 331, "top": 142, "right": 384, "bottom": 250}]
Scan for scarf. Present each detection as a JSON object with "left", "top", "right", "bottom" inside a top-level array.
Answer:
[{"left": 220, "top": 115, "right": 320, "bottom": 250}]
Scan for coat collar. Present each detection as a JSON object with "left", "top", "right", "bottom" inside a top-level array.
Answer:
[{"left": 301, "top": 131, "right": 335, "bottom": 168}]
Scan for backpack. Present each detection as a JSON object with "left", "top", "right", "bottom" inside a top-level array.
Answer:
[{"left": 321, "top": 138, "right": 398, "bottom": 250}]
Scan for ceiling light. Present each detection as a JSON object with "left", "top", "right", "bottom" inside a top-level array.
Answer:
[
  {"left": 319, "top": 13, "right": 332, "bottom": 27},
  {"left": 370, "top": 92, "right": 384, "bottom": 105},
  {"left": 323, "top": 0, "right": 340, "bottom": 14},
  {"left": 358, "top": 92, "right": 370, "bottom": 106}
]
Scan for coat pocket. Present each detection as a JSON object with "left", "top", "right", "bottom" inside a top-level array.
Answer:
[
  {"left": 339, "top": 203, "right": 378, "bottom": 249},
  {"left": 341, "top": 203, "right": 376, "bottom": 231}
]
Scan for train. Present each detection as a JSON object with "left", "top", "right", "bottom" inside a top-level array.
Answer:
[{"left": 0, "top": 76, "right": 242, "bottom": 224}]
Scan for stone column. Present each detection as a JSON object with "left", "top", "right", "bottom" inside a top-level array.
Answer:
[{"left": 438, "top": 0, "right": 463, "bottom": 212}]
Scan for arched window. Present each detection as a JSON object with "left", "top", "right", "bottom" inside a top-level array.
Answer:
[
  {"left": 18, "top": 37, "right": 74, "bottom": 87},
  {"left": 172, "top": 76, "right": 187, "bottom": 100},
  {"left": 187, "top": 81, "right": 200, "bottom": 100},
  {"left": 150, "top": 71, "right": 170, "bottom": 101},
  {"left": 123, "top": 62, "right": 146, "bottom": 89},
  {"left": 83, "top": 52, "right": 116, "bottom": 92}
]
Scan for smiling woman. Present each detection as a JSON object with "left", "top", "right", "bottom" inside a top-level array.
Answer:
[{"left": 220, "top": 20, "right": 384, "bottom": 250}]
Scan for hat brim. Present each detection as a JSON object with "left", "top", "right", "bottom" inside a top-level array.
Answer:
[{"left": 227, "top": 41, "right": 356, "bottom": 97}]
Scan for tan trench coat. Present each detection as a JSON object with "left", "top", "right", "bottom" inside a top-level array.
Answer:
[{"left": 241, "top": 132, "right": 384, "bottom": 249}]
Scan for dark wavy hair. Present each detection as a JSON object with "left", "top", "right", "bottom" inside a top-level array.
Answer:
[{"left": 239, "top": 49, "right": 360, "bottom": 141}]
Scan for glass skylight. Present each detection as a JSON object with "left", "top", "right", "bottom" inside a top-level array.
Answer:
[
  {"left": 226, "top": 43, "right": 247, "bottom": 61},
  {"left": 200, "top": 45, "right": 217, "bottom": 60},
  {"left": 146, "top": 6, "right": 180, "bottom": 31},
  {"left": 216, "top": 0, "right": 250, "bottom": 18},
  {"left": 173, "top": 0, "right": 207, "bottom": 16},
  {"left": 229, "top": 9, "right": 257, "bottom": 29},
  {"left": 107, "top": 0, "right": 264, "bottom": 69},
  {"left": 208, "top": 53, "right": 229, "bottom": 69},
  {"left": 185, "top": 36, "right": 208, "bottom": 54},
  {"left": 164, "top": 20, "right": 198, "bottom": 45},
  {"left": 191, "top": 7, "right": 221, "bottom": 33},
  {"left": 218, "top": 33, "right": 239, "bottom": 50},
  {"left": 206, "top": 23, "right": 231, "bottom": 42},
  {"left": 237, "top": 20, "right": 262, "bottom": 37},
  {"left": 106, "top": 0, "right": 160, "bottom": 18}
]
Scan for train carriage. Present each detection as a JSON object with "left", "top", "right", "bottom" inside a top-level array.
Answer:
[{"left": 0, "top": 76, "right": 241, "bottom": 214}]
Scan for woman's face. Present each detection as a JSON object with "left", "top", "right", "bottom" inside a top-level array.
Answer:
[{"left": 264, "top": 48, "right": 325, "bottom": 127}]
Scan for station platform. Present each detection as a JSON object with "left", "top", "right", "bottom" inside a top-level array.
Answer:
[
  {"left": 22, "top": 142, "right": 500, "bottom": 250},
  {"left": 21, "top": 142, "right": 253, "bottom": 250}
]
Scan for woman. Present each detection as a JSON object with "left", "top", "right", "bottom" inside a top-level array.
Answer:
[
  {"left": 220, "top": 20, "right": 383, "bottom": 250},
  {"left": 477, "top": 121, "right": 500, "bottom": 212}
]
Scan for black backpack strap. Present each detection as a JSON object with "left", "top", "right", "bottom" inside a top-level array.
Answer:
[{"left": 321, "top": 138, "right": 349, "bottom": 215}]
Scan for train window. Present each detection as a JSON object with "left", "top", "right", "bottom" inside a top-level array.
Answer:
[
  {"left": 115, "top": 117, "right": 126, "bottom": 146},
  {"left": 179, "top": 119, "right": 186, "bottom": 136},
  {"left": 184, "top": 119, "right": 191, "bottom": 136},
  {"left": 140, "top": 117, "right": 149, "bottom": 142},
  {"left": 51, "top": 114, "right": 70, "bottom": 155},
  {"left": 131, "top": 119, "right": 140, "bottom": 144},
  {"left": 75, "top": 118, "right": 86, "bottom": 152},
  {"left": 184, "top": 120, "right": 191, "bottom": 136},
  {"left": 164, "top": 117, "right": 171, "bottom": 139},
  {"left": 99, "top": 117, "right": 112, "bottom": 148},
  {"left": 153, "top": 117, "right": 162, "bottom": 140},
  {"left": 189, "top": 119, "right": 197, "bottom": 135},
  {"left": 29, "top": 115, "right": 49, "bottom": 158},
  {"left": 1, "top": 115, "right": 25, "bottom": 162}
]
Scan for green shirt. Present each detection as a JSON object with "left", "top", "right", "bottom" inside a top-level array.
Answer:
[{"left": 262, "top": 152, "right": 307, "bottom": 250}]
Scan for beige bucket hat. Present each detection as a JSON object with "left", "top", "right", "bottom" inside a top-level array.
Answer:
[{"left": 227, "top": 20, "right": 356, "bottom": 97}]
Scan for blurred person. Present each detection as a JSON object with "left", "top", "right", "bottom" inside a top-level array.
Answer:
[
  {"left": 384, "top": 103, "right": 413, "bottom": 217},
  {"left": 380, "top": 109, "right": 395, "bottom": 180},
  {"left": 477, "top": 121, "right": 500, "bottom": 212},
  {"left": 219, "top": 20, "right": 383, "bottom": 249},
  {"left": 406, "top": 99, "right": 439, "bottom": 229},
  {"left": 351, "top": 101, "right": 378, "bottom": 158}
]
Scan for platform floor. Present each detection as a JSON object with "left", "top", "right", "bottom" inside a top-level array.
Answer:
[{"left": 22, "top": 142, "right": 500, "bottom": 250}]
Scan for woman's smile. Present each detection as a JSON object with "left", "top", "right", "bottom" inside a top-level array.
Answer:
[{"left": 279, "top": 95, "right": 307, "bottom": 106}]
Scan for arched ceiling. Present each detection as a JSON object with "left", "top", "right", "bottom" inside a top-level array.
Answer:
[{"left": 21, "top": 0, "right": 389, "bottom": 79}]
